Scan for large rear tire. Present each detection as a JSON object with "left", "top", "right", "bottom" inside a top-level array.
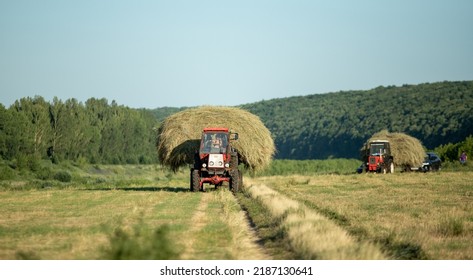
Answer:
[
  {"left": 229, "top": 170, "right": 240, "bottom": 193},
  {"left": 191, "top": 169, "right": 200, "bottom": 192},
  {"left": 239, "top": 170, "right": 243, "bottom": 189},
  {"left": 230, "top": 152, "right": 238, "bottom": 168},
  {"left": 389, "top": 162, "right": 394, "bottom": 173},
  {"left": 189, "top": 169, "right": 193, "bottom": 191}
]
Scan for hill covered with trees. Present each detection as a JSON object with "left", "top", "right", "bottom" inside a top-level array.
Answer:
[
  {"left": 240, "top": 81, "right": 473, "bottom": 159},
  {"left": 1, "top": 81, "right": 472, "bottom": 168}
]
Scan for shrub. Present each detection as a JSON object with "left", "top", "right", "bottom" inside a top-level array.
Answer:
[
  {"left": 13, "top": 154, "right": 28, "bottom": 171},
  {"left": 53, "top": 171, "right": 72, "bottom": 182},
  {"left": 27, "top": 155, "right": 42, "bottom": 172},
  {"left": 36, "top": 166, "right": 53, "bottom": 180},
  {"left": 103, "top": 224, "right": 180, "bottom": 260},
  {"left": 0, "top": 164, "right": 16, "bottom": 180}
]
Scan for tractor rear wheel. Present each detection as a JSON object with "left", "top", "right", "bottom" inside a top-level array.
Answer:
[
  {"left": 189, "top": 169, "right": 193, "bottom": 191},
  {"left": 191, "top": 169, "right": 200, "bottom": 192},
  {"left": 229, "top": 170, "right": 240, "bottom": 193},
  {"left": 230, "top": 152, "right": 238, "bottom": 168},
  {"left": 238, "top": 170, "right": 243, "bottom": 188}
]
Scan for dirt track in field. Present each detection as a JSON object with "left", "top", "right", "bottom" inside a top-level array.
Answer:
[
  {"left": 180, "top": 189, "right": 268, "bottom": 260},
  {"left": 180, "top": 192, "right": 210, "bottom": 259}
]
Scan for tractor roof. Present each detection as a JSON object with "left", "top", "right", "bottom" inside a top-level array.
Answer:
[
  {"left": 370, "top": 139, "right": 389, "bottom": 143},
  {"left": 203, "top": 127, "right": 229, "bottom": 133}
]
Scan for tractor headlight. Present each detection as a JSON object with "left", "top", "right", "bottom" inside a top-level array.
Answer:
[
  {"left": 209, "top": 161, "right": 214, "bottom": 166},
  {"left": 218, "top": 161, "right": 223, "bottom": 166},
  {"left": 225, "top": 163, "right": 230, "bottom": 168},
  {"left": 202, "top": 163, "right": 207, "bottom": 168}
]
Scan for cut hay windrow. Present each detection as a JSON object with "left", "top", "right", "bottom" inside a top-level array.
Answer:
[
  {"left": 363, "top": 130, "right": 425, "bottom": 168},
  {"left": 156, "top": 106, "right": 275, "bottom": 172}
]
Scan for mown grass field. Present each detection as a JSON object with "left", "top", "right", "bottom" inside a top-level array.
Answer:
[
  {"left": 0, "top": 161, "right": 472, "bottom": 259},
  {"left": 251, "top": 171, "right": 473, "bottom": 259},
  {"left": 0, "top": 164, "right": 265, "bottom": 260}
]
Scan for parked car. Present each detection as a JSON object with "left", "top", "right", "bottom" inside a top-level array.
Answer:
[{"left": 420, "top": 152, "right": 442, "bottom": 172}]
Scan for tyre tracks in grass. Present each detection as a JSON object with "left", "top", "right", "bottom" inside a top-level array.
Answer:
[
  {"left": 242, "top": 178, "right": 387, "bottom": 260},
  {"left": 180, "top": 189, "right": 269, "bottom": 260},
  {"left": 180, "top": 192, "right": 209, "bottom": 259}
]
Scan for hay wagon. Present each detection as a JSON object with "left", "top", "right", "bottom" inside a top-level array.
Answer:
[
  {"left": 156, "top": 106, "right": 275, "bottom": 190},
  {"left": 360, "top": 130, "right": 425, "bottom": 173}
]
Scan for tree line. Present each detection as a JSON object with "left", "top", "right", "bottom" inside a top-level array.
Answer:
[
  {"left": 0, "top": 96, "right": 158, "bottom": 169},
  {"left": 240, "top": 81, "right": 473, "bottom": 161},
  {"left": 2, "top": 81, "right": 472, "bottom": 171}
]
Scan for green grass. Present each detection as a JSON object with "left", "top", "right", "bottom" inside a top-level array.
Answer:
[
  {"left": 242, "top": 178, "right": 386, "bottom": 260},
  {"left": 1, "top": 160, "right": 472, "bottom": 260},
  {"left": 254, "top": 159, "right": 361, "bottom": 176},
  {"left": 256, "top": 172, "right": 473, "bottom": 259},
  {"left": 0, "top": 163, "right": 266, "bottom": 260},
  {"left": 0, "top": 185, "right": 199, "bottom": 259}
]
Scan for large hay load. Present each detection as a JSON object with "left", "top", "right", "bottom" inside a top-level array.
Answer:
[
  {"left": 361, "top": 130, "right": 425, "bottom": 171},
  {"left": 156, "top": 106, "right": 275, "bottom": 172}
]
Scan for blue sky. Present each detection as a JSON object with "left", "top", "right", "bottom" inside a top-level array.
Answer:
[{"left": 1, "top": 0, "right": 472, "bottom": 108}]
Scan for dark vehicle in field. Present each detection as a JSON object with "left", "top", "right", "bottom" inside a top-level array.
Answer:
[
  {"left": 409, "top": 152, "right": 441, "bottom": 172},
  {"left": 362, "top": 140, "right": 394, "bottom": 173},
  {"left": 420, "top": 152, "right": 442, "bottom": 172},
  {"left": 190, "top": 128, "right": 241, "bottom": 192}
]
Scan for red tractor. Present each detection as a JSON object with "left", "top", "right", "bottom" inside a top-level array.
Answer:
[
  {"left": 363, "top": 140, "right": 394, "bottom": 173},
  {"left": 190, "top": 128, "right": 242, "bottom": 192}
]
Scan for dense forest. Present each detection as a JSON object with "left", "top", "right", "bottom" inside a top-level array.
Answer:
[
  {"left": 1, "top": 81, "right": 472, "bottom": 169},
  {"left": 0, "top": 97, "right": 158, "bottom": 168},
  {"left": 240, "top": 81, "right": 473, "bottom": 160}
]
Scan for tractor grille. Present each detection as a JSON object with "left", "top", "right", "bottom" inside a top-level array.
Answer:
[{"left": 369, "top": 157, "right": 376, "bottom": 164}]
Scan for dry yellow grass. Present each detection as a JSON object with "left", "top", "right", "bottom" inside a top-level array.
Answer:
[
  {"left": 155, "top": 106, "right": 275, "bottom": 171},
  {"left": 256, "top": 172, "right": 473, "bottom": 259},
  {"left": 244, "top": 178, "right": 386, "bottom": 259},
  {"left": 178, "top": 189, "right": 268, "bottom": 260},
  {"left": 0, "top": 164, "right": 270, "bottom": 260},
  {"left": 213, "top": 190, "right": 268, "bottom": 260}
]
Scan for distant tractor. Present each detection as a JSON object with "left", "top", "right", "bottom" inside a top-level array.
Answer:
[
  {"left": 190, "top": 128, "right": 242, "bottom": 192},
  {"left": 363, "top": 140, "right": 394, "bottom": 173}
]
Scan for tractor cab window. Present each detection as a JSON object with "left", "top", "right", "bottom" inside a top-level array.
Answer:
[
  {"left": 370, "top": 143, "right": 387, "bottom": 156},
  {"left": 201, "top": 132, "right": 228, "bottom": 153}
]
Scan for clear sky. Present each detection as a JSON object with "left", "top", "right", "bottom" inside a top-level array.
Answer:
[{"left": 1, "top": 0, "right": 472, "bottom": 109}]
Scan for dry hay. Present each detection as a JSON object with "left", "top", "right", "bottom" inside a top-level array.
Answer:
[
  {"left": 363, "top": 130, "right": 425, "bottom": 168},
  {"left": 156, "top": 106, "right": 275, "bottom": 171}
]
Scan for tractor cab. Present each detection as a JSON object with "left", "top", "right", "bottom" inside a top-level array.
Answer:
[
  {"left": 369, "top": 141, "right": 390, "bottom": 156},
  {"left": 200, "top": 130, "right": 230, "bottom": 154}
]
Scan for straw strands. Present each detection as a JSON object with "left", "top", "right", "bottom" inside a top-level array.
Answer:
[{"left": 156, "top": 106, "right": 275, "bottom": 171}]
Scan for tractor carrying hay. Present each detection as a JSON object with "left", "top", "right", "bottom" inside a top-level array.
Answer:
[
  {"left": 155, "top": 106, "right": 275, "bottom": 173},
  {"left": 361, "top": 130, "right": 425, "bottom": 173}
]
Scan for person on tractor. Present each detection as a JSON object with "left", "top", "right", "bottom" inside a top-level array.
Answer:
[
  {"left": 205, "top": 133, "right": 227, "bottom": 153},
  {"left": 211, "top": 134, "right": 222, "bottom": 148}
]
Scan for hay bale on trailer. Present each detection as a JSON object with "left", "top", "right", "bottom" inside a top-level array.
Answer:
[
  {"left": 156, "top": 106, "right": 275, "bottom": 172},
  {"left": 362, "top": 130, "right": 425, "bottom": 170}
]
